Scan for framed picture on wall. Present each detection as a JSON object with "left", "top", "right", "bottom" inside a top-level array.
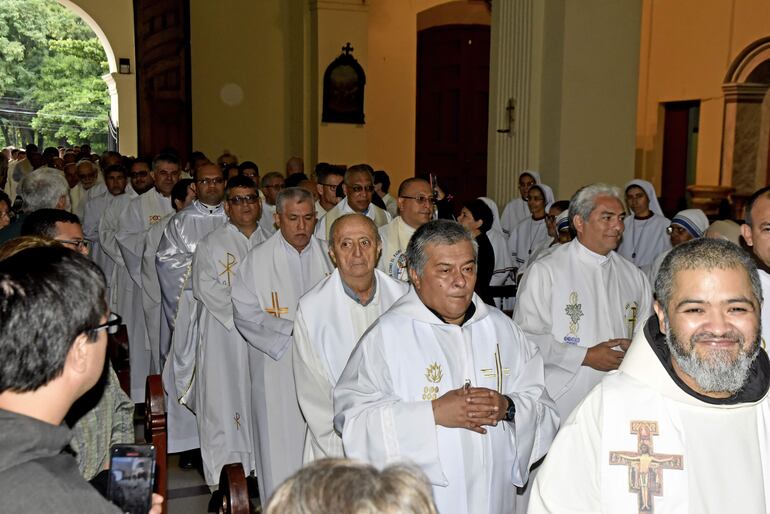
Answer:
[{"left": 322, "top": 43, "right": 366, "bottom": 124}]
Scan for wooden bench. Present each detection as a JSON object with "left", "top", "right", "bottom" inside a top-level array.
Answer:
[
  {"left": 217, "top": 463, "right": 252, "bottom": 514},
  {"left": 145, "top": 374, "right": 168, "bottom": 514},
  {"left": 107, "top": 325, "right": 131, "bottom": 396}
]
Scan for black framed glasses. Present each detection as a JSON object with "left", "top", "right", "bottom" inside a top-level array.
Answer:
[
  {"left": 319, "top": 183, "right": 340, "bottom": 190},
  {"left": 90, "top": 313, "right": 122, "bottom": 335},
  {"left": 228, "top": 194, "right": 260, "bottom": 205},
  {"left": 56, "top": 238, "right": 91, "bottom": 251},
  {"left": 399, "top": 195, "right": 435, "bottom": 205}
]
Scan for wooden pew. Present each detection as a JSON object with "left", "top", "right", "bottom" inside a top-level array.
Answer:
[
  {"left": 217, "top": 463, "right": 251, "bottom": 514},
  {"left": 145, "top": 374, "right": 168, "bottom": 514},
  {"left": 107, "top": 325, "right": 131, "bottom": 395}
]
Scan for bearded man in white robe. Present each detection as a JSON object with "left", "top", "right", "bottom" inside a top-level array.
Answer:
[
  {"left": 232, "top": 187, "right": 333, "bottom": 499},
  {"left": 514, "top": 183, "right": 652, "bottom": 421},
  {"left": 315, "top": 164, "right": 391, "bottom": 241},
  {"left": 529, "top": 238, "right": 770, "bottom": 514},
  {"left": 115, "top": 153, "right": 180, "bottom": 401},
  {"left": 294, "top": 214, "right": 408, "bottom": 463},
  {"left": 378, "top": 178, "right": 433, "bottom": 281},
  {"left": 500, "top": 170, "right": 540, "bottom": 236},
  {"left": 334, "top": 219, "right": 559, "bottom": 514},
  {"left": 192, "top": 175, "right": 267, "bottom": 486}
]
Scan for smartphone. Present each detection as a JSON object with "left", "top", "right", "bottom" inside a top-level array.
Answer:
[{"left": 107, "top": 444, "right": 156, "bottom": 514}]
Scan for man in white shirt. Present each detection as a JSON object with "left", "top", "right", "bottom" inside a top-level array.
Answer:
[
  {"left": 529, "top": 237, "right": 770, "bottom": 514},
  {"left": 314, "top": 163, "right": 344, "bottom": 217},
  {"left": 741, "top": 185, "right": 770, "bottom": 348},
  {"left": 335, "top": 219, "right": 559, "bottom": 514},
  {"left": 294, "top": 213, "right": 408, "bottom": 462}
]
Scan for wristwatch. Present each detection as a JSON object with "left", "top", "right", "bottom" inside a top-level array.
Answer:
[{"left": 503, "top": 395, "right": 515, "bottom": 422}]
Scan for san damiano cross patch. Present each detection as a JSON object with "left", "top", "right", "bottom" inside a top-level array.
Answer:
[{"left": 564, "top": 291, "right": 583, "bottom": 345}]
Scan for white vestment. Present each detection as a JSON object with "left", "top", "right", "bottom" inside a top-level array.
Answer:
[
  {"left": 4, "top": 158, "right": 31, "bottom": 202},
  {"left": 141, "top": 213, "right": 172, "bottom": 373},
  {"left": 509, "top": 217, "right": 550, "bottom": 270},
  {"left": 377, "top": 216, "right": 416, "bottom": 281},
  {"left": 98, "top": 189, "right": 138, "bottom": 312},
  {"left": 116, "top": 188, "right": 173, "bottom": 401},
  {"left": 293, "top": 269, "right": 408, "bottom": 463},
  {"left": 82, "top": 191, "right": 113, "bottom": 287},
  {"left": 334, "top": 290, "right": 559, "bottom": 514},
  {"left": 71, "top": 180, "right": 103, "bottom": 220},
  {"left": 193, "top": 222, "right": 268, "bottom": 486},
  {"left": 260, "top": 202, "right": 277, "bottom": 235},
  {"left": 231, "top": 232, "right": 333, "bottom": 499},
  {"left": 617, "top": 214, "right": 671, "bottom": 271},
  {"left": 314, "top": 200, "right": 327, "bottom": 219},
  {"left": 529, "top": 319, "right": 770, "bottom": 514},
  {"left": 500, "top": 171, "right": 541, "bottom": 236},
  {"left": 315, "top": 197, "right": 392, "bottom": 241},
  {"left": 760, "top": 269, "right": 770, "bottom": 349},
  {"left": 382, "top": 192, "right": 398, "bottom": 218},
  {"left": 513, "top": 239, "right": 652, "bottom": 420}
]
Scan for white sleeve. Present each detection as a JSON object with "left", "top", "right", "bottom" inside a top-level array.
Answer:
[
  {"left": 192, "top": 239, "right": 235, "bottom": 330},
  {"left": 116, "top": 200, "right": 146, "bottom": 283}
]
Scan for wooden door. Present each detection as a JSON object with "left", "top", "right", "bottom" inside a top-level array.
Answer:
[
  {"left": 660, "top": 101, "right": 699, "bottom": 217},
  {"left": 134, "top": 0, "right": 191, "bottom": 162},
  {"left": 416, "top": 25, "right": 490, "bottom": 208}
]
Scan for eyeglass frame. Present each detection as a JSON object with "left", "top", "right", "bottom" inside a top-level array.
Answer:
[
  {"left": 399, "top": 194, "right": 436, "bottom": 205},
  {"left": 56, "top": 238, "right": 91, "bottom": 250},
  {"left": 89, "top": 312, "right": 122, "bottom": 335},
  {"left": 227, "top": 194, "right": 261, "bottom": 205}
]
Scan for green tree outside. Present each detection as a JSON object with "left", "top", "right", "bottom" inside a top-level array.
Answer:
[{"left": 0, "top": 0, "right": 110, "bottom": 152}]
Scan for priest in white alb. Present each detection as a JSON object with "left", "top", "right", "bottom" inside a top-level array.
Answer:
[
  {"left": 232, "top": 187, "right": 333, "bottom": 499},
  {"left": 334, "top": 219, "right": 559, "bottom": 514},
  {"left": 617, "top": 179, "right": 671, "bottom": 272},
  {"left": 529, "top": 238, "right": 770, "bottom": 514},
  {"left": 293, "top": 213, "right": 408, "bottom": 463},
  {"left": 500, "top": 170, "right": 540, "bottom": 236},
  {"left": 315, "top": 164, "right": 391, "bottom": 241},
  {"left": 514, "top": 183, "right": 652, "bottom": 421},
  {"left": 377, "top": 178, "right": 433, "bottom": 281},
  {"left": 192, "top": 175, "right": 267, "bottom": 486}
]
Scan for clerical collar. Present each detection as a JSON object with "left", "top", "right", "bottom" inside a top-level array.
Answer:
[
  {"left": 198, "top": 200, "right": 221, "bottom": 214},
  {"left": 340, "top": 276, "right": 377, "bottom": 306},
  {"left": 426, "top": 301, "right": 477, "bottom": 326},
  {"left": 634, "top": 211, "right": 654, "bottom": 220},
  {"left": 644, "top": 316, "right": 770, "bottom": 405}
]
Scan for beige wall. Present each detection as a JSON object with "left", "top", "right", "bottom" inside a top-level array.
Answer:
[{"left": 636, "top": 0, "right": 770, "bottom": 188}]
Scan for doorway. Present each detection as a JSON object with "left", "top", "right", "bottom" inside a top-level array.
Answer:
[{"left": 660, "top": 101, "right": 699, "bottom": 218}]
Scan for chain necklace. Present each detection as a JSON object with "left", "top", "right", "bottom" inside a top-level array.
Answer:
[
  {"left": 630, "top": 217, "right": 649, "bottom": 260},
  {"left": 528, "top": 218, "right": 546, "bottom": 255}
]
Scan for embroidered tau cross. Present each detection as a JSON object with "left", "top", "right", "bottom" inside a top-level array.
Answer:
[
  {"left": 480, "top": 343, "right": 510, "bottom": 393},
  {"left": 265, "top": 291, "right": 289, "bottom": 318},
  {"left": 233, "top": 412, "right": 241, "bottom": 430},
  {"left": 609, "top": 420, "right": 683, "bottom": 514},
  {"left": 626, "top": 303, "right": 638, "bottom": 336},
  {"left": 218, "top": 252, "right": 237, "bottom": 287}
]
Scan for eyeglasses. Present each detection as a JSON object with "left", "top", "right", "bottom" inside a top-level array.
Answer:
[
  {"left": 399, "top": 195, "right": 435, "bottom": 205},
  {"left": 319, "top": 183, "right": 340, "bottom": 190},
  {"left": 90, "top": 313, "right": 122, "bottom": 335},
  {"left": 56, "top": 238, "right": 90, "bottom": 250},
  {"left": 228, "top": 194, "right": 260, "bottom": 205},
  {"left": 197, "top": 177, "right": 226, "bottom": 186},
  {"left": 349, "top": 185, "right": 375, "bottom": 193},
  {"left": 666, "top": 225, "right": 688, "bottom": 235}
]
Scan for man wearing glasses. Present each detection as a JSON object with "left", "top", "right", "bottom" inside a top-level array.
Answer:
[
  {"left": 315, "top": 164, "right": 391, "bottom": 241},
  {"left": 259, "top": 171, "right": 285, "bottom": 235},
  {"left": 157, "top": 162, "right": 228, "bottom": 461},
  {"left": 313, "top": 163, "right": 344, "bottom": 217},
  {"left": 377, "top": 177, "right": 434, "bottom": 281},
  {"left": 191, "top": 175, "right": 268, "bottom": 488},
  {"left": 21, "top": 208, "right": 91, "bottom": 256}
]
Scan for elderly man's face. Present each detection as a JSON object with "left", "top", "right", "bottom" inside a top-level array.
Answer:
[
  {"left": 397, "top": 180, "right": 434, "bottom": 229},
  {"left": 130, "top": 162, "right": 154, "bottom": 194},
  {"left": 409, "top": 240, "right": 476, "bottom": 325},
  {"left": 742, "top": 195, "right": 770, "bottom": 268},
  {"left": 654, "top": 266, "right": 760, "bottom": 396},
  {"left": 343, "top": 172, "right": 374, "bottom": 213},
  {"left": 64, "top": 163, "right": 79, "bottom": 188},
  {"left": 275, "top": 199, "right": 316, "bottom": 252},
  {"left": 105, "top": 171, "right": 127, "bottom": 196},
  {"left": 77, "top": 163, "right": 98, "bottom": 190},
  {"left": 574, "top": 195, "right": 625, "bottom": 256},
  {"left": 330, "top": 216, "right": 381, "bottom": 282},
  {"left": 152, "top": 160, "right": 181, "bottom": 196}
]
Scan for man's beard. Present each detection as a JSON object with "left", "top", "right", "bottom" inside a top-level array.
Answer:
[{"left": 664, "top": 316, "right": 760, "bottom": 395}]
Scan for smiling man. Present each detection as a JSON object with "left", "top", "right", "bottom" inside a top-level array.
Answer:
[
  {"left": 514, "top": 183, "right": 652, "bottom": 421},
  {"left": 334, "top": 219, "right": 558, "bottom": 514},
  {"left": 529, "top": 237, "right": 770, "bottom": 514},
  {"left": 293, "top": 214, "right": 408, "bottom": 463}
]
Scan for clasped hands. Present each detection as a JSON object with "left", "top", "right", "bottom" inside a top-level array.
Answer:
[{"left": 432, "top": 386, "right": 508, "bottom": 434}]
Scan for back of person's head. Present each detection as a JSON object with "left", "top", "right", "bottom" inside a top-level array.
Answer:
[
  {"left": 265, "top": 459, "right": 438, "bottom": 514},
  {"left": 171, "top": 178, "right": 194, "bottom": 210},
  {"left": 373, "top": 170, "right": 391, "bottom": 193},
  {"left": 19, "top": 168, "right": 70, "bottom": 213},
  {"left": 0, "top": 246, "right": 107, "bottom": 393},
  {"left": 316, "top": 163, "right": 344, "bottom": 183},
  {"left": 285, "top": 172, "right": 309, "bottom": 188},
  {"left": 21, "top": 208, "right": 80, "bottom": 239},
  {"left": 238, "top": 160, "right": 259, "bottom": 175}
]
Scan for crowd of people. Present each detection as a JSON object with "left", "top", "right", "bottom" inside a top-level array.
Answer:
[{"left": 0, "top": 143, "right": 769, "bottom": 514}]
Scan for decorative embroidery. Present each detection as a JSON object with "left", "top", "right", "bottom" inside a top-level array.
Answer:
[
  {"left": 265, "top": 291, "right": 288, "bottom": 318},
  {"left": 564, "top": 291, "right": 583, "bottom": 344},
  {"left": 625, "top": 301, "right": 639, "bottom": 338},
  {"left": 234, "top": 412, "right": 241, "bottom": 430},
  {"left": 149, "top": 214, "right": 161, "bottom": 224},
  {"left": 422, "top": 362, "right": 443, "bottom": 400},
  {"left": 609, "top": 421, "right": 684, "bottom": 514},
  {"left": 480, "top": 343, "right": 510, "bottom": 393},
  {"left": 218, "top": 252, "right": 237, "bottom": 287}
]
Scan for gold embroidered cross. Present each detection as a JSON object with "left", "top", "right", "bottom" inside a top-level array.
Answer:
[
  {"left": 218, "top": 252, "right": 237, "bottom": 287},
  {"left": 233, "top": 412, "right": 241, "bottom": 430},
  {"left": 626, "top": 302, "right": 638, "bottom": 337},
  {"left": 266, "top": 291, "right": 289, "bottom": 318},
  {"left": 480, "top": 343, "right": 510, "bottom": 393}
]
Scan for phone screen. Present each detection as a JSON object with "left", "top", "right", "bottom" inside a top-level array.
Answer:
[{"left": 107, "top": 444, "right": 156, "bottom": 514}]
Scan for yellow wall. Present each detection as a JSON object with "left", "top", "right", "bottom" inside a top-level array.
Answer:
[{"left": 636, "top": 0, "right": 770, "bottom": 188}]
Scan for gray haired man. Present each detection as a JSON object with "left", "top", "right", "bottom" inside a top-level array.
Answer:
[{"left": 0, "top": 167, "right": 70, "bottom": 243}]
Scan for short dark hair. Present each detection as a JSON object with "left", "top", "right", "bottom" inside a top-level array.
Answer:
[
  {"left": 285, "top": 172, "right": 309, "bottom": 188},
  {"left": 238, "top": 161, "right": 259, "bottom": 175},
  {"left": 373, "top": 170, "right": 391, "bottom": 193},
  {"left": 462, "top": 199, "right": 494, "bottom": 233},
  {"left": 0, "top": 247, "right": 107, "bottom": 393},
  {"left": 21, "top": 208, "right": 81, "bottom": 239},
  {"left": 193, "top": 162, "right": 225, "bottom": 181},
  {"left": 171, "top": 178, "right": 194, "bottom": 208},
  {"left": 226, "top": 175, "right": 258, "bottom": 197},
  {"left": 316, "top": 163, "right": 344, "bottom": 184},
  {"left": 104, "top": 164, "right": 127, "bottom": 177},
  {"left": 550, "top": 200, "right": 570, "bottom": 213},
  {"left": 743, "top": 185, "right": 770, "bottom": 226}
]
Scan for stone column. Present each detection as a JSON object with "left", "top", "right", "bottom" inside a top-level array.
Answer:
[
  {"left": 721, "top": 82, "right": 769, "bottom": 194},
  {"left": 102, "top": 71, "right": 138, "bottom": 157}
]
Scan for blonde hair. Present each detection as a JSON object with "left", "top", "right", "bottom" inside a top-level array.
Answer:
[
  {"left": 0, "top": 235, "right": 60, "bottom": 261},
  {"left": 265, "top": 459, "right": 438, "bottom": 514}
]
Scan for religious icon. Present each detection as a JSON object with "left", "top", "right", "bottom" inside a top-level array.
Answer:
[
  {"left": 218, "top": 252, "right": 237, "bottom": 287},
  {"left": 149, "top": 214, "right": 161, "bottom": 224},
  {"left": 322, "top": 42, "right": 366, "bottom": 124},
  {"left": 265, "top": 291, "right": 288, "bottom": 318},
  {"left": 609, "top": 420, "right": 684, "bottom": 514},
  {"left": 564, "top": 291, "right": 583, "bottom": 344}
]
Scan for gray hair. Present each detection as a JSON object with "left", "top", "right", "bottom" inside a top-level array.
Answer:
[
  {"left": 19, "top": 168, "right": 70, "bottom": 213},
  {"left": 261, "top": 171, "right": 284, "bottom": 188},
  {"left": 655, "top": 237, "right": 763, "bottom": 313},
  {"left": 568, "top": 183, "right": 623, "bottom": 231},
  {"left": 329, "top": 213, "right": 381, "bottom": 246},
  {"left": 275, "top": 186, "right": 314, "bottom": 214},
  {"left": 265, "top": 458, "right": 438, "bottom": 514},
  {"left": 344, "top": 164, "right": 374, "bottom": 184},
  {"left": 75, "top": 159, "right": 95, "bottom": 171},
  {"left": 405, "top": 219, "right": 478, "bottom": 278}
]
